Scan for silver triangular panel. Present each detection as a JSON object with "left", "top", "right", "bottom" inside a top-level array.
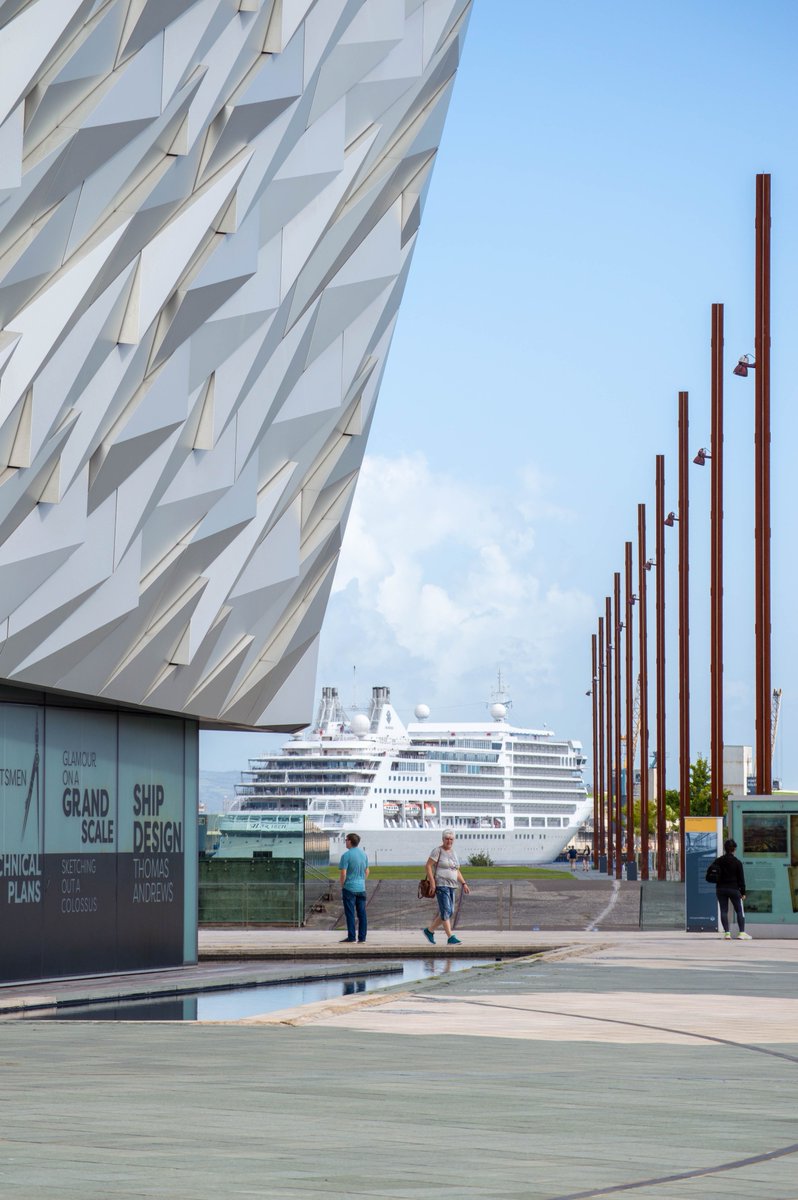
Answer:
[{"left": 0, "top": 0, "right": 471, "bottom": 730}]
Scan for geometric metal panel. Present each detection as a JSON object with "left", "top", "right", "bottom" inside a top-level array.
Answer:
[{"left": 0, "top": 0, "right": 472, "bottom": 728}]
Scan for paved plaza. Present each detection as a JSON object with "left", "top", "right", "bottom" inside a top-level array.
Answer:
[{"left": 1, "top": 931, "right": 797, "bottom": 1199}]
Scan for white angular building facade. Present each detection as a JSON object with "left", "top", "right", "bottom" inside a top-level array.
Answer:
[{"left": 0, "top": 0, "right": 471, "bottom": 729}]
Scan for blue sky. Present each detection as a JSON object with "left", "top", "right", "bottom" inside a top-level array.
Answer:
[{"left": 202, "top": 0, "right": 798, "bottom": 792}]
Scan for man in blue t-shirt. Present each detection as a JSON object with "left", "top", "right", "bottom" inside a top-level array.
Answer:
[{"left": 338, "top": 833, "right": 369, "bottom": 943}]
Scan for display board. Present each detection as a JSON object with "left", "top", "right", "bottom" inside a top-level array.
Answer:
[
  {"left": 729, "top": 797, "right": 798, "bottom": 924},
  {"left": 684, "top": 816, "right": 723, "bottom": 933},
  {"left": 0, "top": 704, "right": 44, "bottom": 980},
  {"left": 42, "top": 708, "right": 118, "bottom": 976},
  {"left": 117, "top": 713, "right": 187, "bottom": 970},
  {"left": 0, "top": 700, "right": 198, "bottom": 983}
]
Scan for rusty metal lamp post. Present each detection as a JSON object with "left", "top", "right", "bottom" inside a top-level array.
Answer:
[
  {"left": 590, "top": 634, "right": 599, "bottom": 861},
  {"left": 696, "top": 304, "right": 725, "bottom": 816},
  {"left": 733, "top": 175, "right": 772, "bottom": 795},
  {"left": 678, "top": 391, "right": 690, "bottom": 881},
  {"left": 605, "top": 594, "right": 615, "bottom": 877},
  {"left": 614, "top": 571, "right": 623, "bottom": 879},
  {"left": 624, "top": 541, "right": 635, "bottom": 874},
  {"left": 597, "top": 616, "right": 606, "bottom": 870},
  {"left": 637, "top": 504, "right": 650, "bottom": 879},
  {"left": 664, "top": 393, "right": 690, "bottom": 882},
  {"left": 655, "top": 455, "right": 667, "bottom": 880}
]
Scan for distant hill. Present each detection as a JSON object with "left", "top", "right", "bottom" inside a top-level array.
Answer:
[{"left": 199, "top": 770, "right": 240, "bottom": 812}]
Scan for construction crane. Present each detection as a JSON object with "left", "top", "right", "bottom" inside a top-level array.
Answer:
[
  {"left": 631, "top": 674, "right": 641, "bottom": 765},
  {"left": 619, "top": 675, "right": 642, "bottom": 798},
  {"left": 771, "top": 687, "right": 783, "bottom": 758}
]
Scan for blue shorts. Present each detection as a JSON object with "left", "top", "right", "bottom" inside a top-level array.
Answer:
[{"left": 436, "top": 886, "right": 455, "bottom": 922}]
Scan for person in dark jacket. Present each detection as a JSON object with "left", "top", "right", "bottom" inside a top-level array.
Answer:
[{"left": 710, "top": 839, "right": 752, "bottom": 940}]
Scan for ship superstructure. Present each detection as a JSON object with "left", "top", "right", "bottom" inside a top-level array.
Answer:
[{"left": 221, "top": 685, "right": 590, "bottom": 864}]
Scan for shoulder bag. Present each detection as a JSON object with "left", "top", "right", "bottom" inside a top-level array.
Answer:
[{"left": 418, "top": 848, "right": 442, "bottom": 899}]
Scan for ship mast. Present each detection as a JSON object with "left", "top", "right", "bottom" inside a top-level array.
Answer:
[{"left": 489, "top": 667, "right": 512, "bottom": 713}]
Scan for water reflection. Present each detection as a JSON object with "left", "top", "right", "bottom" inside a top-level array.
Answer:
[
  {"left": 8, "top": 957, "right": 489, "bottom": 1023},
  {"left": 53, "top": 996, "right": 199, "bottom": 1021}
]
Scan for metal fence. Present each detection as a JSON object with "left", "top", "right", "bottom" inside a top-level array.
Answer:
[{"left": 199, "top": 858, "right": 303, "bottom": 926}]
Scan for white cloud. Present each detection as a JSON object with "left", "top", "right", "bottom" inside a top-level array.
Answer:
[{"left": 321, "top": 453, "right": 593, "bottom": 721}]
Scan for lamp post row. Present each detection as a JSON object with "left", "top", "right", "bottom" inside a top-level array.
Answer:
[{"left": 588, "top": 174, "right": 772, "bottom": 880}]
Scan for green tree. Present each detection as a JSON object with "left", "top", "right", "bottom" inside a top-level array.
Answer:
[
  {"left": 689, "top": 756, "right": 712, "bottom": 815},
  {"left": 688, "top": 755, "right": 730, "bottom": 817},
  {"left": 633, "top": 798, "right": 655, "bottom": 834},
  {"left": 633, "top": 791, "right": 680, "bottom": 834},
  {"left": 631, "top": 768, "right": 726, "bottom": 836},
  {"left": 663, "top": 789, "right": 681, "bottom": 827}
]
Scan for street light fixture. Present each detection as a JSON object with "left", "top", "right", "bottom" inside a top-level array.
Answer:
[
  {"left": 664, "top": 511, "right": 678, "bottom": 527},
  {"left": 733, "top": 354, "right": 755, "bottom": 378},
  {"left": 693, "top": 448, "right": 711, "bottom": 467}
]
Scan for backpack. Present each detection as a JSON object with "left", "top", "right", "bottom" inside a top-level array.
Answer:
[{"left": 705, "top": 860, "right": 720, "bottom": 884}]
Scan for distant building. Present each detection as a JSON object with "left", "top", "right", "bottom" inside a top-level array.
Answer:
[{"left": 724, "top": 746, "right": 753, "bottom": 796}]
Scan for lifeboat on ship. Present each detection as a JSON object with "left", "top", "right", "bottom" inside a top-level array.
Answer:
[{"left": 383, "top": 801, "right": 399, "bottom": 817}]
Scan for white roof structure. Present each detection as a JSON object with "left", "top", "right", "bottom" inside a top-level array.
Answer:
[{"left": 0, "top": 0, "right": 471, "bottom": 729}]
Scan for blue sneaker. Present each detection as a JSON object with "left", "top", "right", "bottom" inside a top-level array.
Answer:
[
  {"left": 447, "top": 935, "right": 461, "bottom": 945},
  {"left": 422, "top": 928, "right": 435, "bottom": 944}
]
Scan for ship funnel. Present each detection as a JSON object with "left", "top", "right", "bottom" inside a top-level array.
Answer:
[
  {"left": 367, "top": 685, "right": 407, "bottom": 741},
  {"left": 368, "top": 686, "right": 389, "bottom": 730},
  {"left": 313, "top": 686, "right": 348, "bottom": 734}
]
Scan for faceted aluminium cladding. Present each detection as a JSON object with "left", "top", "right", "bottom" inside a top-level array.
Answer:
[{"left": 0, "top": 0, "right": 470, "bottom": 728}]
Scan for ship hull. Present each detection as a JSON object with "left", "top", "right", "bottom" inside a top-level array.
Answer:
[{"left": 326, "top": 823, "right": 584, "bottom": 866}]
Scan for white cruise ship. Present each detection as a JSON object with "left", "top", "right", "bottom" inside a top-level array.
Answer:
[{"left": 221, "top": 683, "right": 590, "bottom": 865}]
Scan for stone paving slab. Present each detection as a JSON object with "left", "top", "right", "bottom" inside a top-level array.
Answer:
[
  {"left": 0, "top": 932, "right": 797, "bottom": 1198},
  {"left": 298, "top": 988, "right": 798, "bottom": 1044},
  {"left": 198, "top": 927, "right": 576, "bottom": 957}
]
